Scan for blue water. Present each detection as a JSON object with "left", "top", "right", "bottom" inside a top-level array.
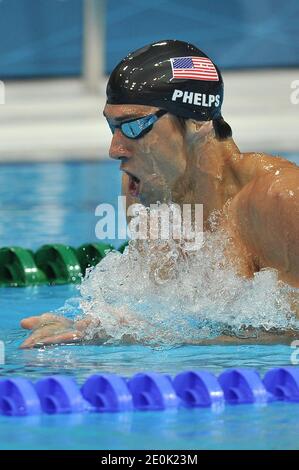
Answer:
[{"left": 1, "top": 158, "right": 299, "bottom": 450}]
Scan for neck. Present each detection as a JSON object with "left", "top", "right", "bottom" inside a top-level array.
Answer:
[{"left": 172, "top": 127, "right": 242, "bottom": 229}]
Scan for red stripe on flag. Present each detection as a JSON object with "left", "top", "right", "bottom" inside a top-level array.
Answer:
[{"left": 171, "top": 56, "right": 219, "bottom": 81}]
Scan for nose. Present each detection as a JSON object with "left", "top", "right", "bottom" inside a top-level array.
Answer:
[{"left": 109, "top": 129, "right": 134, "bottom": 161}]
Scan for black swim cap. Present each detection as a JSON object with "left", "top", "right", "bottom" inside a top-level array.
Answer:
[{"left": 106, "top": 39, "right": 225, "bottom": 122}]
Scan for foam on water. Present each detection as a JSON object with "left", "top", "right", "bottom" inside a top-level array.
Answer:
[{"left": 76, "top": 208, "right": 299, "bottom": 347}]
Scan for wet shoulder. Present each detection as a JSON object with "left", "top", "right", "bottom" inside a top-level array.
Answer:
[{"left": 242, "top": 151, "right": 297, "bottom": 174}]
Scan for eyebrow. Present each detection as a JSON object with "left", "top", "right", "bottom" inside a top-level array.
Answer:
[{"left": 103, "top": 111, "right": 144, "bottom": 122}]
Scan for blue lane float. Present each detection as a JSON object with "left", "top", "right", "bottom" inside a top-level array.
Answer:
[
  {"left": 263, "top": 367, "right": 299, "bottom": 402},
  {"left": 218, "top": 368, "right": 270, "bottom": 404},
  {"left": 128, "top": 372, "right": 179, "bottom": 410},
  {"left": 35, "top": 376, "right": 88, "bottom": 414},
  {"left": 0, "top": 378, "right": 41, "bottom": 416},
  {"left": 0, "top": 367, "right": 299, "bottom": 417},
  {"left": 81, "top": 374, "right": 133, "bottom": 412},
  {"left": 173, "top": 370, "right": 224, "bottom": 408}
]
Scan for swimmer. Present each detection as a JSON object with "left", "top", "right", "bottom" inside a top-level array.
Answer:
[{"left": 20, "top": 40, "right": 299, "bottom": 348}]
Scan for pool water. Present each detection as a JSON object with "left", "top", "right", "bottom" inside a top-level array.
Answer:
[{"left": 1, "top": 158, "right": 299, "bottom": 450}]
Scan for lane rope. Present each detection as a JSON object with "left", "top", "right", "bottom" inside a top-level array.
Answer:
[
  {"left": 0, "top": 241, "right": 128, "bottom": 287},
  {"left": 0, "top": 367, "right": 298, "bottom": 416}
]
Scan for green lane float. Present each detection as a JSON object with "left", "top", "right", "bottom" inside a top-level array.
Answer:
[
  {"left": 0, "top": 247, "right": 47, "bottom": 287},
  {"left": 77, "top": 243, "right": 114, "bottom": 276},
  {"left": 0, "top": 241, "right": 129, "bottom": 288},
  {"left": 34, "top": 244, "right": 82, "bottom": 285}
]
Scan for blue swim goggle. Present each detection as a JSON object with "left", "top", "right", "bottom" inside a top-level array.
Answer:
[{"left": 106, "top": 109, "right": 168, "bottom": 139}]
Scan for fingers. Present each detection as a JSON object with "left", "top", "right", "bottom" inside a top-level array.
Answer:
[
  {"left": 20, "top": 314, "right": 70, "bottom": 330},
  {"left": 37, "top": 330, "right": 84, "bottom": 346},
  {"left": 20, "top": 313, "right": 96, "bottom": 349},
  {"left": 20, "top": 315, "right": 44, "bottom": 330},
  {"left": 20, "top": 335, "right": 41, "bottom": 349},
  {"left": 20, "top": 314, "right": 53, "bottom": 330},
  {"left": 20, "top": 330, "right": 84, "bottom": 349}
]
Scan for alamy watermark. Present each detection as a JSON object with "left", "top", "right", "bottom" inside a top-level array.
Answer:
[
  {"left": 290, "top": 80, "right": 299, "bottom": 105},
  {"left": 290, "top": 340, "right": 299, "bottom": 365},
  {"left": 0, "top": 340, "right": 5, "bottom": 365},
  {"left": 95, "top": 196, "right": 204, "bottom": 250},
  {"left": 0, "top": 80, "right": 5, "bottom": 105}
]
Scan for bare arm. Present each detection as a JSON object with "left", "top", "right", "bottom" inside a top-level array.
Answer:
[{"left": 228, "top": 167, "right": 299, "bottom": 288}]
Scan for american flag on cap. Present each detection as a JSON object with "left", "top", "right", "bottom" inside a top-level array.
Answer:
[{"left": 170, "top": 56, "right": 219, "bottom": 81}]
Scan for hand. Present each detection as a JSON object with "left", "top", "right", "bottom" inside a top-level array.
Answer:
[
  {"left": 20, "top": 309, "right": 150, "bottom": 349},
  {"left": 20, "top": 313, "right": 91, "bottom": 349}
]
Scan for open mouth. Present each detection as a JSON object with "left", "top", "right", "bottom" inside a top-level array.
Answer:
[{"left": 123, "top": 170, "right": 141, "bottom": 197}]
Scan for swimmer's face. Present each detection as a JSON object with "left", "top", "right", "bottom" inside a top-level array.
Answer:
[{"left": 104, "top": 103, "right": 187, "bottom": 205}]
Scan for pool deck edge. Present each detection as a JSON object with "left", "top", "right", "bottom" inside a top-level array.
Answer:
[{"left": 0, "top": 70, "right": 298, "bottom": 162}]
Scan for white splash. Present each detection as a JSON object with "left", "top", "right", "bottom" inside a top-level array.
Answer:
[{"left": 77, "top": 211, "right": 299, "bottom": 347}]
